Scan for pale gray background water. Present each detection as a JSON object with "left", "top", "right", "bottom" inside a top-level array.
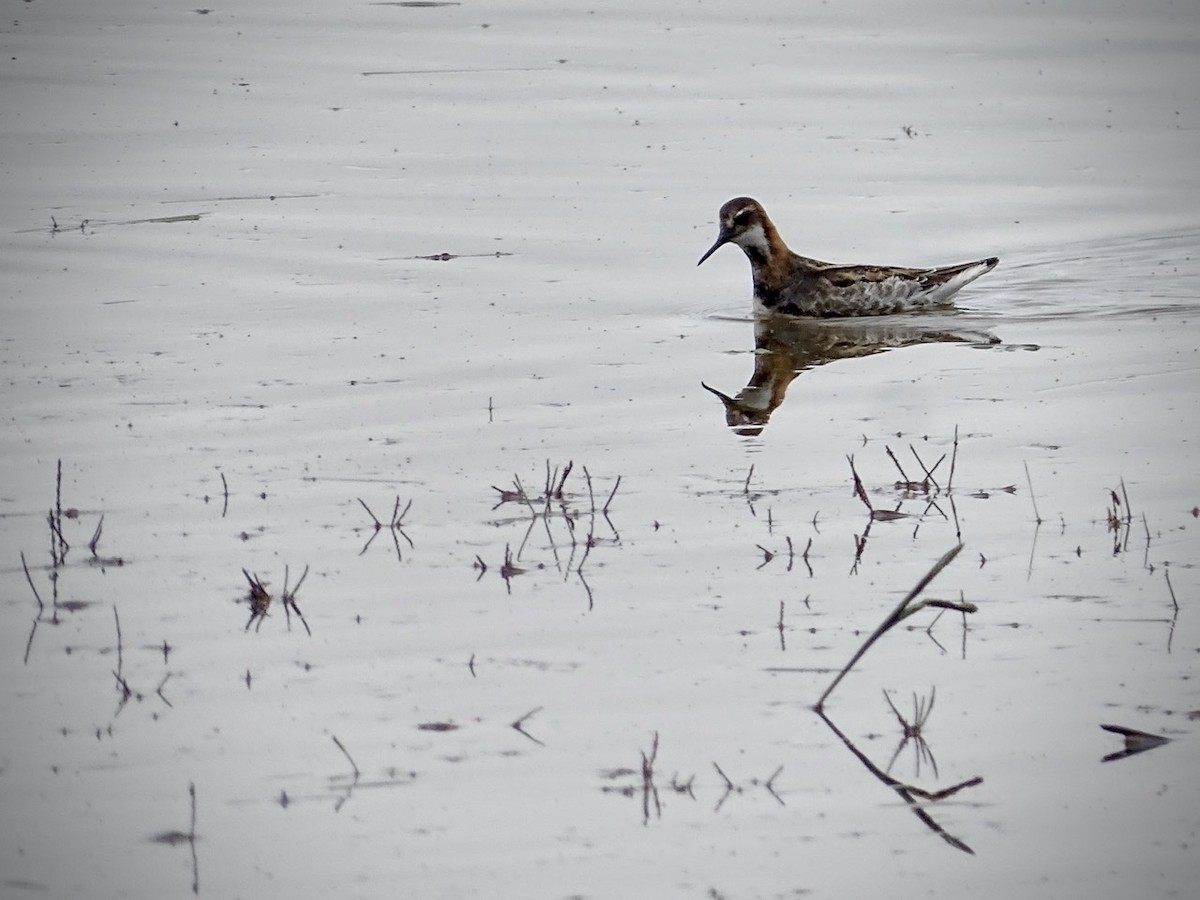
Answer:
[{"left": 2, "top": 2, "right": 1198, "bottom": 898}]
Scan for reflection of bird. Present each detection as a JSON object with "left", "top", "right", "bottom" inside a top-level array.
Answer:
[
  {"left": 698, "top": 197, "right": 998, "bottom": 317},
  {"left": 703, "top": 315, "right": 999, "bottom": 435}
]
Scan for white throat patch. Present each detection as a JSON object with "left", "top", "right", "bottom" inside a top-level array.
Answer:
[{"left": 733, "top": 222, "right": 769, "bottom": 254}]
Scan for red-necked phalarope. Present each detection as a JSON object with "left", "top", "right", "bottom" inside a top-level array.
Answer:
[{"left": 698, "top": 197, "right": 998, "bottom": 317}]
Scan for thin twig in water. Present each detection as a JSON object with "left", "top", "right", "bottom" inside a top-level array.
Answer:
[
  {"left": 89, "top": 515, "right": 104, "bottom": 557},
  {"left": 712, "top": 760, "right": 740, "bottom": 811},
  {"left": 511, "top": 707, "right": 545, "bottom": 746},
  {"left": 113, "top": 605, "right": 124, "bottom": 679},
  {"left": 761, "top": 766, "right": 785, "bottom": 805},
  {"left": 281, "top": 564, "right": 312, "bottom": 636},
  {"left": 847, "top": 455, "right": 872, "bottom": 512},
  {"left": 1023, "top": 462, "right": 1042, "bottom": 524},
  {"left": 55, "top": 458, "right": 64, "bottom": 539},
  {"left": 1165, "top": 569, "right": 1178, "bottom": 612},
  {"left": 553, "top": 460, "right": 573, "bottom": 498},
  {"left": 357, "top": 497, "right": 383, "bottom": 530},
  {"left": 947, "top": 425, "right": 959, "bottom": 492},
  {"left": 582, "top": 466, "right": 597, "bottom": 514},
  {"left": 22, "top": 552, "right": 44, "bottom": 664},
  {"left": 712, "top": 762, "right": 734, "bottom": 790},
  {"left": 743, "top": 464, "right": 755, "bottom": 494},
  {"left": 156, "top": 673, "right": 174, "bottom": 708},
  {"left": 188, "top": 783, "right": 199, "bottom": 894},
  {"left": 885, "top": 446, "right": 910, "bottom": 483},
  {"left": 641, "top": 731, "right": 661, "bottom": 824},
  {"left": 48, "top": 509, "right": 68, "bottom": 565},
  {"left": 21, "top": 551, "right": 44, "bottom": 612},
  {"left": 513, "top": 474, "right": 537, "bottom": 514},
  {"left": 331, "top": 734, "right": 360, "bottom": 779},
  {"left": 909, "top": 445, "right": 944, "bottom": 490},
  {"left": 815, "top": 544, "right": 971, "bottom": 712},
  {"left": 603, "top": 475, "right": 622, "bottom": 514}
]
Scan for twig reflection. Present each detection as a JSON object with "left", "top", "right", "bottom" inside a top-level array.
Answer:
[{"left": 816, "top": 706, "right": 982, "bottom": 854}]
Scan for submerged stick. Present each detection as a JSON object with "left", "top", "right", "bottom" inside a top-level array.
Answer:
[{"left": 814, "top": 544, "right": 971, "bottom": 712}]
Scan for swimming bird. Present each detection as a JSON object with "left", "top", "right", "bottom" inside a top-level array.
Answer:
[{"left": 698, "top": 197, "right": 998, "bottom": 317}]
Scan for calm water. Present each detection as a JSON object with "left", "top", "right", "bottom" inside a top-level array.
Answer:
[{"left": 2, "top": 2, "right": 1198, "bottom": 898}]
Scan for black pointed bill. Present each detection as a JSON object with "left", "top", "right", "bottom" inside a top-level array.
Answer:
[{"left": 697, "top": 229, "right": 731, "bottom": 266}]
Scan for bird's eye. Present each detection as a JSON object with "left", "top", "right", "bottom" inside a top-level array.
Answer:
[{"left": 732, "top": 209, "right": 752, "bottom": 224}]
